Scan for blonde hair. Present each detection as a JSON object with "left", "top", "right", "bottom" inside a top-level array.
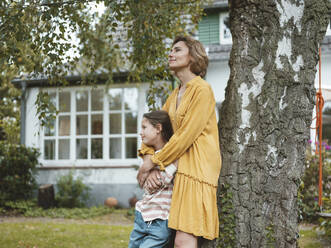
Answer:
[{"left": 172, "top": 36, "right": 209, "bottom": 78}]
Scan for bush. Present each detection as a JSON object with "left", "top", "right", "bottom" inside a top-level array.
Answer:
[
  {"left": 299, "top": 141, "right": 331, "bottom": 222},
  {"left": 0, "top": 141, "right": 40, "bottom": 205},
  {"left": 0, "top": 199, "right": 114, "bottom": 219},
  {"left": 55, "top": 171, "right": 90, "bottom": 208},
  {"left": 319, "top": 217, "right": 331, "bottom": 238}
]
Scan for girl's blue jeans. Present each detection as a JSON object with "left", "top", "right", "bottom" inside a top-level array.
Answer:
[{"left": 128, "top": 210, "right": 172, "bottom": 248}]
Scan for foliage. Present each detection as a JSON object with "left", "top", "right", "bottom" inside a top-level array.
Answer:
[
  {"left": 265, "top": 224, "right": 276, "bottom": 248},
  {"left": 319, "top": 215, "right": 331, "bottom": 239},
  {"left": 35, "top": 91, "right": 58, "bottom": 131},
  {"left": 217, "top": 183, "right": 236, "bottom": 248},
  {"left": 0, "top": 222, "right": 132, "bottom": 248},
  {"left": 1, "top": 0, "right": 208, "bottom": 124},
  {"left": 55, "top": 171, "right": 90, "bottom": 208},
  {"left": 2, "top": 199, "right": 37, "bottom": 215},
  {"left": 1, "top": 199, "right": 114, "bottom": 219},
  {"left": 0, "top": 141, "right": 40, "bottom": 205},
  {"left": 0, "top": 80, "right": 20, "bottom": 143},
  {"left": 298, "top": 228, "right": 331, "bottom": 248},
  {"left": 299, "top": 141, "right": 331, "bottom": 222},
  {"left": 24, "top": 206, "right": 114, "bottom": 219},
  {"left": 146, "top": 80, "right": 174, "bottom": 110},
  {"left": 126, "top": 207, "right": 135, "bottom": 218}
]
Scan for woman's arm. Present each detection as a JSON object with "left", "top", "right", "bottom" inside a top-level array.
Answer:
[
  {"left": 144, "top": 160, "right": 178, "bottom": 193},
  {"left": 151, "top": 86, "right": 215, "bottom": 170}
]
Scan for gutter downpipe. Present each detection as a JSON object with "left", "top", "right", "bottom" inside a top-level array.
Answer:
[{"left": 20, "top": 81, "right": 27, "bottom": 145}]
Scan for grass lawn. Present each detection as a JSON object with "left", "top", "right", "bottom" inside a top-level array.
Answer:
[
  {"left": 0, "top": 212, "right": 330, "bottom": 248},
  {"left": 0, "top": 209, "right": 134, "bottom": 248},
  {"left": 0, "top": 222, "right": 133, "bottom": 248},
  {"left": 298, "top": 227, "right": 331, "bottom": 248}
]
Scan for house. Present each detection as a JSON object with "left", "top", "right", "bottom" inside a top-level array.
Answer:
[{"left": 13, "top": 1, "right": 331, "bottom": 207}]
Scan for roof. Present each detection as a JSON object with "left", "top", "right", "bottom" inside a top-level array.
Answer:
[{"left": 12, "top": 71, "right": 130, "bottom": 88}]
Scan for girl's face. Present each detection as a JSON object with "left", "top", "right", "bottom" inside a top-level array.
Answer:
[
  {"left": 168, "top": 41, "right": 191, "bottom": 71},
  {"left": 140, "top": 118, "right": 160, "bottom": 147}
]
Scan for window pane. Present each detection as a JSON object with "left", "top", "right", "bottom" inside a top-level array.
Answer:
[
  {"left": 49, "top": 92, "right": 56, "bottom": 106},
  {"left": 126, "top": 137, "right": 137, "bottom": 158},
  {"left": 76, "top": 90, "right": 88, "bottom": 112},
  {"left": 92, "top": 114, "right": 103, "bottom": 135},
  {"left": 59, "top": 92, "right": 70, "bottom": 112},
  {"left": 198, "top": 14, "right": 220, "bottom": 45},
  {"left": 45, "top": 118, "right": 55, "bottom": 136},
  {"left": 108, "top": 88, "right": 122, "bottom": 110},
  {"left": 91, "top": 138, "right": 103, "bottom": 159},
  {"left": 76, "top": 115, "right": 88, "bottom": 135},
  {"left": 109, "top": 114, "right": 121, "bottom": 134},
  {"left": 59, "top": 116, "right": 70, "bottom": 136},
  {"left": 44, "top": 140, "right": 55, "bottom": 160},
  {"left": 92, "top": 89, "right": 103, "bottom": 111},
  {"left": 124, "top": 88, "right": 138, "bottom": 111},
  {"left": 110, "top": 138, "right": 121, "bottom": 159},
  {"left": 76, "top": 139, "right": 87, "bottom": 159},
  {"left": 125, "top": 112, "right": 137, "bottom": 133},
  {"left": 59, "top": 139, "right": 70, "bottom": 159}
]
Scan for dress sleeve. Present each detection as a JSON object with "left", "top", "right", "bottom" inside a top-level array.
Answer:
[
  {"left": 137, "top": 90, "right": 176, "bottom": 158},
  {"left": 151, "top": 86, "right": 215, "bottom": 170}
]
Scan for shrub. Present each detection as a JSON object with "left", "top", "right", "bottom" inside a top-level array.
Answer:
[
  {"left": 319, "top": 217, "right": 331, "bottom": 238},
  {"left": 0, "top": 199, "right": 114, "bottom": 219},
  {"left": 55, "top": 171, "right": 90, "bottom": 208},
  {"left": 299, "top": 141, "right": 331, "bottom": 222},
  {"left": 0, "top": 141, "right": 40, "bottom": 205}
]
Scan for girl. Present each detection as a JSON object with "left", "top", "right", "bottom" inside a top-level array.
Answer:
[
  {"left": 129, "top": 110, "right": 176, "bottom": 248},
  {"left": 137, "top": 36, "right": 222, "bottom": 248}
]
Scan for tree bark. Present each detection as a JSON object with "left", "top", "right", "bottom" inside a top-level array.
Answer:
[{"left": 203, "top": 0, "right": 330, "bottom": 247}]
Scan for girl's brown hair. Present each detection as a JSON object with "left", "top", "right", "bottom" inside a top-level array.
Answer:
[
  {"left": 172, "top": 36, "right": 209, "bottom": 78},
  {"left": 143, "top": 110, "right": 174, "bottom": 142}
]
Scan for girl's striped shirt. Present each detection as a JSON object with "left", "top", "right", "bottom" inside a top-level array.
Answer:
[{"left": 135, "top": 163, "right": 177, "bottom": 222}]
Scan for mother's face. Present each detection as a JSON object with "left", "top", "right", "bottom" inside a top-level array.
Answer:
[{"left": 168, "top": 41, "right": 191, "bottom": 72}]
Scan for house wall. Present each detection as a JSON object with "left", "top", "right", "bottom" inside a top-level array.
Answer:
[
  {"left": 206, "top": 60, "right": 230, "bottom": 103},
  {"left": 35, "top": 167, "right": 143, "bottom": 207},
  {"left": 25, "top": 84, "right": 148, "bottom": 208},
  {"left": 24, "top": 64, "right": 231, "bottom": 208}
]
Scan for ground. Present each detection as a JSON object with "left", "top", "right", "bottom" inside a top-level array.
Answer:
[
  {"left": 0, "top": 210, "right": 330, "bottom": 248},
  {"left": 0, "top": 209, "right": 133, "bottom": 226}
]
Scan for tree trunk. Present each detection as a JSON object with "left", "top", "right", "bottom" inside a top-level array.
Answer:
[
  {"left": 38, "top": 184, "right": 55, "bottom": 209},
  {"left": 203, "top": 1, "right": 330, "bottom": 247}
]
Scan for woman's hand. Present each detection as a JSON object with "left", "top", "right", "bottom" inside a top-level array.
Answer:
[
  {"left": 144, "top": 169, "right": 163, "bottom": 193},
  {"left": 137, "top": 155, "right": 155, "bottom": 187}
]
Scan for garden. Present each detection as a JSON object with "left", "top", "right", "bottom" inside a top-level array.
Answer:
[{"left": 0, "top": 139, "right": 330, "bottom": 247}]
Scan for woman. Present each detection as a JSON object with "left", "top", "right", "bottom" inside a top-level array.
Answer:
[{"left": 137, "top": 36, "right": 221, "bottom": 248}]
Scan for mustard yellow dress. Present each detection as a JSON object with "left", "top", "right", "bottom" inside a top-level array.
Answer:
[{"left": 139, "top": 76, "right": 222, "bottom": 240}]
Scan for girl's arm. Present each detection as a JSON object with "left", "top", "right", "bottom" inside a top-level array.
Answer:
[{"left": 145, "top": 161, "right": 177, "bottom": 193}]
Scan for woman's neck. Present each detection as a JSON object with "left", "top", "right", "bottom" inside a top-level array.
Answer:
[{"left": 175, "top": 69, "right": 197, "bottom": 88}]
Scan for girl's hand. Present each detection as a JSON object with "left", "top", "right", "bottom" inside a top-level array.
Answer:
[
  {"left": 137, "top": 155, "right": 155, "bottom": 187},
  {"left": 145, "top": 169, "right": 163, "bottom": 193}
]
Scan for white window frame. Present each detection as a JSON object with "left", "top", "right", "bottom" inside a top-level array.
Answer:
[
  {"left": 39, "top": 84, "right": 146, "bottom": 167},
  {"left": 219, "top": 12, "right": 232, "bottom": 45}
]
